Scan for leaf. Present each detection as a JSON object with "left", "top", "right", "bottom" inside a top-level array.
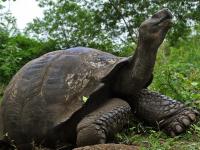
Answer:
[
  {"left": 191, "top": 82, "right": 198, "bottom": 86},
  {"left": 82, "top": 96, "right": 88, "bottom": 103}
]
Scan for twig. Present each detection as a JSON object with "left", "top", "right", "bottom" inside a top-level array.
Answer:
[{"left": 108, "top": 0, "right": 136, "bottom": 43}]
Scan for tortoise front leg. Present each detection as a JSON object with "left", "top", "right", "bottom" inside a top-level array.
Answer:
[
  {"left": 76, "top": 98, "right": 132, "bottom": 147},
  {"left": 134, "top": 89, "right": 199, "bottom": 136}
]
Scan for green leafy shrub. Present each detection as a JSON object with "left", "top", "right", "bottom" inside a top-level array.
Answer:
[
  {"left": 150, "top": 35, "right": 200, "bottom": 105},
  {"left": 0, "top": 34, "right": 57, "bottom": 83}
]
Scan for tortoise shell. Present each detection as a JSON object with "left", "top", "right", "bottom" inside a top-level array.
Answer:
[{"left": 1, "top": 47, "right": 129, "bottom": 144}]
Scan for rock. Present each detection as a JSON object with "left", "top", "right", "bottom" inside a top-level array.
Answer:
[{"left": 73, "top": 144, "right": 139, "bottom": 150}]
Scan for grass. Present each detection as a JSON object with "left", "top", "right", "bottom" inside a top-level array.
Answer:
[{"left": 116, "top": 122, "right": 200, "bottom": 150}]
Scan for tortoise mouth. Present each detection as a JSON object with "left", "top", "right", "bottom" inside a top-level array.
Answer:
[{"left": 155, "top": 15, "right": 172, "bottom": 26}]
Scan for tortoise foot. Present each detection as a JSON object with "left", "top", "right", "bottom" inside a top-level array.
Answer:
[
  {"left": 159, "top": 108, "right": 200, "bottom": 137},
  {"left": 76, "top": 98, "right": 131, "bottom": 146}
]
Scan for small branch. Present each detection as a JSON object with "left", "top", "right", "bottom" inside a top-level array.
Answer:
[{"left": 108, "top": 0, "right": 136, "bottom": 43}]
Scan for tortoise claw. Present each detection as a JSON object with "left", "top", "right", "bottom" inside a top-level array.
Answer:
[
  {"left": 175, "top": 124, "right": 184, "bottom": 133},
  {"left": 188, "top": 113, "right": 197, "bottom": 122},
  {"left": 160, "top": 108, "right": 199, "bottom": 136},
  {"left": 182, "top": 117, "right": 191, "bottom": 126}
]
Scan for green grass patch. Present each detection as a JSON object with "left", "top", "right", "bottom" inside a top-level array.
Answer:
[{"left": 116, "top": 122, "right": 200, "bottom": 150}]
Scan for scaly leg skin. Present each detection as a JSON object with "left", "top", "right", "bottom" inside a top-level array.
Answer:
[
  {"left": 135, "top": 89, "right": 200, "bottom": 137},
  {"left": 76, "top": 98, "right": 132, "bottom": 147}
]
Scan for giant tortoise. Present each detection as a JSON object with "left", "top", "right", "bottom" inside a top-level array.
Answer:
[{"left": 0, "top": 8, "right": 199, "bottom": 149}]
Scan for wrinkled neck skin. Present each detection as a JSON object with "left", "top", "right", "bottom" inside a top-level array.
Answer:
[
  {"left": 130, "top": 39, "right": 159, "bottom": 83},
  {"left": 114, "top": 39, "right": 159, "bottom": 96}
]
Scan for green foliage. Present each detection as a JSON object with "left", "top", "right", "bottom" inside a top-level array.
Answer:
[
  {"left": 150, "top": 35, "right": 200, "bottom": 104},
  {"left": 27, "top": 0, "right": 200, "bottom": 49},
  {"left": 26, "top": 0, "right": 116, "bottom": 51},
  {"left": 0, "top": 6, "right": 18, "bottom": 35},
  {"left": 0, "top": 27, "right": 9, "bottom": 48},
  {"left": 116, "top": 122, "right": 200, "bottom": 149},
  {"left": 0, "top": 33, "right": 57, "bottom": 83}
]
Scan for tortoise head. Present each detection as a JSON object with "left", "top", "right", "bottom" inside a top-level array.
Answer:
[{"left": 138, "top": 8, "right": 172, "bottom": 48}]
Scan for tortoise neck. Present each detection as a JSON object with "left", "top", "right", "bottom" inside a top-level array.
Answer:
[
  {"left": 113, "top": 40, "right": 159, "bottom": 96},
  {"left": 115, "top": 40, "right": 157, "bottom": 95},
  {"left": 129, "top": 40, "right": 158, "bottom": 82}
]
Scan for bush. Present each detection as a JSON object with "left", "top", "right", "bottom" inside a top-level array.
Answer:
[
  {"left": 0, "top": 34, "right": 57, "bottom": 83},
  {"left": 150, "top": 35, "right": 200, "bottom": 105}
]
